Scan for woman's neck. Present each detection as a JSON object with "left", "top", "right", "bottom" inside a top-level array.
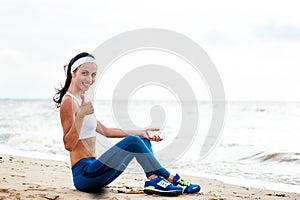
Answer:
[{"left": 67, "top": 84, "right": 84, "bottom": 99}]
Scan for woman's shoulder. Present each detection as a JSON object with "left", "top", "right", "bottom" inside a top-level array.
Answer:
[
  {"left": 60, "top": 95, "right": 74, "bottom": 113},
  {"left": 61, "top": 95, "right": 73, "bottom": 105}
]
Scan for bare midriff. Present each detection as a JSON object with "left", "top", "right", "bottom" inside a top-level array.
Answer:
[{"left": 70, "top": 137, "right": 97, "bottom": 167}]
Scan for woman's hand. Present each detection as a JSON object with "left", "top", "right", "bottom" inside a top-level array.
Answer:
[
  {"left": 76, "top": 95, "right": 94, "bottom": 117},
  {"left": 142, "top": 128, "right": 163, "bottom": 142}
]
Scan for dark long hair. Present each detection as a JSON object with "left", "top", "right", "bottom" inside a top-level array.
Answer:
[{"left": 53, "top": 52, "right": 95, "bottom": 108}]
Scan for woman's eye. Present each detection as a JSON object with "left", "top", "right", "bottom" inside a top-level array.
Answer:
[
  {"left": 92, "top": 73, "right": 97, "bottom": 78},
  {"left": 82, "top": 71, "right": 88, "bottom": 75}
]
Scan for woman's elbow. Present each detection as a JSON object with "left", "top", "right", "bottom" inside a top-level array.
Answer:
[
  {"left": 64, "top": 143, "right": 74, "bottom": 152},
  {"left": 100, "top": 130, "right": 109, "bottom": 137},
  {"left": 63, "top": 137, "right": 75, "bottom": 152},
  {"left": 102, "top": 130, "right": 113, "bottom": 138}
]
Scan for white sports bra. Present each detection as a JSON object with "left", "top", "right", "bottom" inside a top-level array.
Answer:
[{"left": 65, "top": 92, "right": 97, "bottom": 139}]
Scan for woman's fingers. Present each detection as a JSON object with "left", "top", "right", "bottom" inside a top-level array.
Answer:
[
  {"left": 80, "top": 102, "right": 94, "bottom": 116},
  {"left": 152, "top": 128, "right": 160, "bottom": 131},
  {"left": 151, "top": 135, "right": 163, "bottom": 142}
]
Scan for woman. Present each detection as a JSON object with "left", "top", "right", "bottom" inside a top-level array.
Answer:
[{"left": 53, "top": 52, "right": 200, "bottom": 196}]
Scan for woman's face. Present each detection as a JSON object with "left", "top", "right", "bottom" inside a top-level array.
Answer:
[{"left": 73, "top": 62, "right": 97, "bottom": 92}]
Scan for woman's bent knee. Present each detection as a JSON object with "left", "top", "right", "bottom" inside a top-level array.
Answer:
[{"left": 124, "top": 135, "right": 142, "bottom": 143}]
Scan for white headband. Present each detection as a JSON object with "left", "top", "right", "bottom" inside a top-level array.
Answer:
[{"left": 71, "top": 56, "right": 97, "bottom": 72}]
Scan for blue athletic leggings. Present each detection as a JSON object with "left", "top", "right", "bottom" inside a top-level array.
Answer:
[{"left": 71, "top": 135, "right": 170, "bottom": 192}]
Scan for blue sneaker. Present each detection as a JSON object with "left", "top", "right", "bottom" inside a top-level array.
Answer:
[
  {"left": 173, "top": 174, "right": 201, "bottom": 194},
  {"left": 144, "top": 176, "right": 183, "bottom": 196}
]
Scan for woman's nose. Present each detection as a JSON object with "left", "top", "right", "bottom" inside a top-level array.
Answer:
[{"left": 86, "top": 75, "right": 93, "bottom": 83}]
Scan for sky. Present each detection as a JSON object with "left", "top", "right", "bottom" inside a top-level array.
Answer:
[{"left": 1, "top": 0, "right": 300, "bottom": 101}]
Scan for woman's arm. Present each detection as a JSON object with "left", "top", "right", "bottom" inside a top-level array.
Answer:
[
  {"left": 60, "top": 96, "right": 94, "bottom": 151},
  {"left": 60, "top": 97, "right": 81, "bottom": 151},
  {"left": 96, "top": 120, "right": 162, "bottom": 141}
]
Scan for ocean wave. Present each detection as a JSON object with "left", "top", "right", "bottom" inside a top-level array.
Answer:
[
  {"left": 240, "top": 152, "right": 300, "bottom": 164},
  {"left": 0, "top": 132, "right": 17, "bottom": 143}
]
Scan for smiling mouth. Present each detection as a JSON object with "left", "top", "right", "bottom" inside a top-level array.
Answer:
[{"left": 83, "top": 82, "right": 90, "bottom": 88}]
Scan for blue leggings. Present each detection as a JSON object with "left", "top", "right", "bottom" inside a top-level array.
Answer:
[{"left": 72, "top": 135, "right": 170, "bottom": 192}]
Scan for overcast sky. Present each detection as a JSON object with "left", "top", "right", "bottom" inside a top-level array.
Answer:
[{"left": 1, "top": 0, "right": 300, "bottom": 101}]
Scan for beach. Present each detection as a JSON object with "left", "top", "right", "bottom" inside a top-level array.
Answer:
[
  {"left": 1, "top": 100, "right": 300, "bottom": 199},
  {"left": 1, "top": 154, "right": 299, "bottom": 200}
]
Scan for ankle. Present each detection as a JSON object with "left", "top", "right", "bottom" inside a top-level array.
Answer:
[
  {"left": 167, "top": 174, "right": 175, "bottom": 183},
  {"left": 148, "top": 174, "right": 158, "bottom": 180}
]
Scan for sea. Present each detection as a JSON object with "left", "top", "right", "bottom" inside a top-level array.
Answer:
[{"left": 0, "top": 99, "right": 300, "bottom": 193}]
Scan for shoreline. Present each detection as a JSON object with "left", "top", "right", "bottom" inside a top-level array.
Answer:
[
  {"left": 1, "top": 154, "right": 300, "bottom": 200},
  {"left": 174, "top": 169, "right": 300, "bottom": 194},
  {"left": 1, "top": 149, "right": 300, "bottom": 194}
]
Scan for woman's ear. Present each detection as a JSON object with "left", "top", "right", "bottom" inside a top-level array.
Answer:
[{"left": 71, "top": 71, "right": 76, "bottom": 78}]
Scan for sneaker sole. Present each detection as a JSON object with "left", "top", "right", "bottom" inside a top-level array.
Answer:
[{"left": 143, "top": 188, "right": 182, "bottom": 196}]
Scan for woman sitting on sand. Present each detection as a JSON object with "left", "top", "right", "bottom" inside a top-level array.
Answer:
[{"left": 53, "top": 52, "right": 200, "bottom": 196}]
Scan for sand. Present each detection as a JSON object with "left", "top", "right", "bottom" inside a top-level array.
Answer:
[{"left": 0, "top": 154, "right": 299, "bottom": 200}]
